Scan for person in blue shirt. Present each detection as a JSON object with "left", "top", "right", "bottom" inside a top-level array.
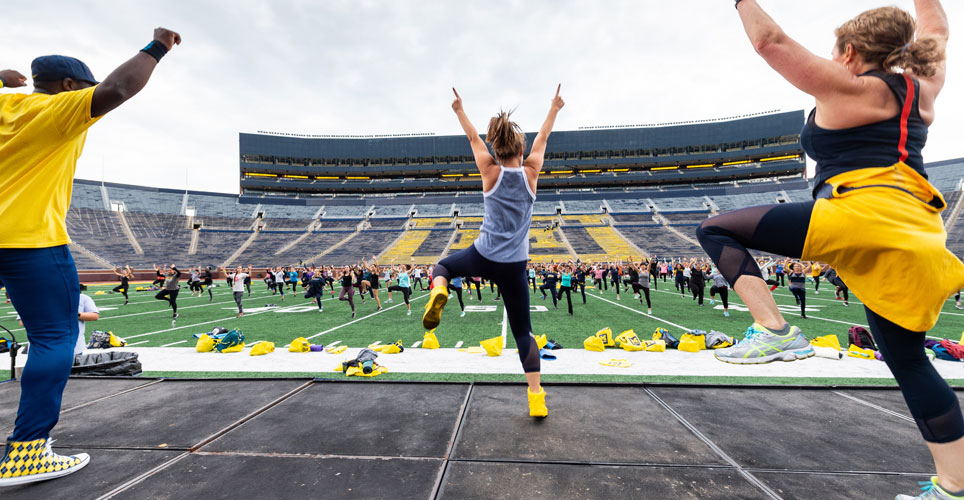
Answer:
[
  {"left": 448, "top": 276, "right": 466, "bottom": 317},
  {"left": 557, "top": 265, "right": 574, "bottom": 315}
]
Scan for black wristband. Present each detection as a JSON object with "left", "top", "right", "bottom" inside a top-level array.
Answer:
[
  {"left": 140, "top": 40, "right": 169, "bottom": 62},
  {"left": 735, "top": 0, "right": 744, "bottom": 8}
]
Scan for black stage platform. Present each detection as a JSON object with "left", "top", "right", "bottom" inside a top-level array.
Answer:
[{"left": 2, "top": 378, "right": 961, "bottom": 499}]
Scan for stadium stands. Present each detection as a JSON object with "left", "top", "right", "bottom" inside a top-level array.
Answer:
[
  {"left": 561, "top": 200, "right": 604, "bottom": 214},
  {"left": 228, "top": 231, "right": 303, "bottom": 267},
  {"left": 66, "top": 208, "right": 136, "bottom": 267},
  {"left": 107, "top": 186, "right": 182, "bottom": 214},
  {"left": 63, "top": 158, "right": 964, "bottom": 269},
  {"left": 618, "top": 224, "right": 704, "bottom": 258},
  {"left": 70, "top": 182, "right": 107, "bottom": 210},
  {"left": 194, "top": 230, "right": 253, "bottom": 267},
  {"left": 607, "top": 199, "right": 652, "bottom": 213},
  {"left": 123, "top": 212, "right": 194, "bottom": 267},
  {"left": 323, "top": 230, "right": 404, "bottom": 265},
  {"left": 413, "top": 204, "right": 453, "bottom": 217},
  {"left": 412, "top": 229, "right": 454, "bottom": 257}
]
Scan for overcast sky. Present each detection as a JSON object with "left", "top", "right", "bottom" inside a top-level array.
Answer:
[{"left": 4, "top": 0, "right": 962, "bottom": 194}]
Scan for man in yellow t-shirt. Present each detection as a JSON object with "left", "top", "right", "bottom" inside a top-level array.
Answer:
[{"left": 0, "top": 27, "right": 180, "bottom": 488}]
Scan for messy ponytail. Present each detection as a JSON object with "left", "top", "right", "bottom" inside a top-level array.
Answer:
[
  {"left": 486, "top": 110, "right": 526, "bottom": 162},
  {"left": 835, "top": 6, "right": 945, "bottom": 77}
]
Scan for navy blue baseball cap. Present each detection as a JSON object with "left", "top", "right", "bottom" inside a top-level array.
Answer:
[{"left": 30, "top": 55, "right": 98, "bottom": 84}]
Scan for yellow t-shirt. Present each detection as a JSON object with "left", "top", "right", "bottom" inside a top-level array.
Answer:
[
  {"left": 810, "top": 263, "right": 821, "bottom": 277},
  {"left": 0, "top": 86, "right": 101, "bottom": 248}
]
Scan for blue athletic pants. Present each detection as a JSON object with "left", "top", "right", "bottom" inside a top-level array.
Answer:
[{"left": 0, "top": 245, "right": 79, "bottom": 441}]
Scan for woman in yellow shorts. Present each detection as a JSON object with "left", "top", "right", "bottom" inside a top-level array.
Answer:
[{"left": 695, "top": 2, "right": 964, "bottom": 498}]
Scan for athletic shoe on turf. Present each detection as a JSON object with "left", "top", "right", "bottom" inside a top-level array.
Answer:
[
  {"left": 896, "top": 477, "right": 964, "bottom": 499},
  {"left": 407, "top": 310, "right": 411, "bottom": 316},
  {"left": 0, "top": 438, "right": 89, "bottom": 487},
  {"left": 956, "top": 304, "right": 963, "bottom": 310},
  {"left": 710, "top": 299, "right": 715, "bottom": 305},
  {"left": 351, "top": 311, "right": 356, "bottom": 318},
  {"left": 724, "top": 311, "right": 730, "bottom": 317},
  {"left": 527, "top": 387, "right": 548, "bottom": 418},
  {"left": 714, "top": 323, "right": 814, "bottom": 365},
  {"left": 422, "top": 286, "right": 448, "bottom": 330},
  {"left": 843, "top": 302, "right": 849, "bottom": 307},
  {"left": 386, "top": 299, "right": 393, "bottom": 303},
  {"left": 460, "top": 311, "right": 466, "bottom": 318}
]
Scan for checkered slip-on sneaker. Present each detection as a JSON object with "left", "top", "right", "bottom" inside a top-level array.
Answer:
[{"left": 0, "top": 439, "right": 89, "bottom": 487}]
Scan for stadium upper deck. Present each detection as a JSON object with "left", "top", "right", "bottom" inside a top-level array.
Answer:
[{"left": 239, "top": 111, "right": 806, "bottom": 195}]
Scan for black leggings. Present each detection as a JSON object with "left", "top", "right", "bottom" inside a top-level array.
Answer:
[
  {"left": 540, "top": 283, "right": 557, "bottom": 307},
  {"left": 529, "top": 276, "right": 537, "bottom": 293},
  {"left": 790, "top": 287, "right": 806, "bottom": 315},
  {"left": 557, "top": 285, "right": 573, "bottom": 315},
  {"left": 709, "top": 285, "right": 729, "bottom": 309},
  {"left": 112, "top": 282, "right": 128, "bottom": 300},
  {"left": 632, "top": 284, "right": 651, "bottom": 309},
  {"left": 434, "top": 245, "right": 540, "bottom": 373},
  {"left": 470, "top": 280, "right": 482, "bottom": 300},
  {"left": 387, "top": 285, "right": 410, "bottom": 305},
  {"left": 577, "top": 282, "right": 586, "bottom": 303},
  {"left": 691, "top": 282, "right": 704, "bottom": 305},
  {"left": 448, "top": 283, "right": 465, "bottom": 311},
  {"left": 155, "top": 289, "right": 179, "bottom": 314},
  {"left": 696, "top": 201, "right": 964, "bottom": 444}
]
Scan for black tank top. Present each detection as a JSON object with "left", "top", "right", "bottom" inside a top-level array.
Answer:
[{"left": 800, "top": 71, "right": 928, "bottom": 196}]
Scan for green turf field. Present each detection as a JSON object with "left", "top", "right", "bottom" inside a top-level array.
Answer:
[{"left": 3, "top": 279, "right": 961, "bottom": 356}]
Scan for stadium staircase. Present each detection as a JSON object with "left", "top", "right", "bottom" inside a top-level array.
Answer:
[
  {"left": 653, "top": 213, "right": 701, "bottom": 248},
  {"left": 69, "top": 242, "right": 114, "bottom": 269},
  {"left": 308, "top": 229, "right": 361, "bottom": 263},
  {"left": 222, "top": 230, "right": 260, "bottom": 267},
  {"left": 115, "top": 211, "right": 144, "bottom": 255},
  {"left": 188, "top": 229, "right": 200, "bottom": 255},
  {"left": 945, "top": 188, "right": 964, "bottom": 230}
]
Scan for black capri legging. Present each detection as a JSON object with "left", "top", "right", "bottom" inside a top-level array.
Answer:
[
  {"left": 695, "top": 201, "right": 964, "bottom": 444},
  {"left": 433, "top": 245, "right": 540, "bottom": 373},
  {"left": 387, "top": 285, "right": 411, "bottom": 305},
  {"left": 709, "top": 285, "right": 729, "bottom": 309}
]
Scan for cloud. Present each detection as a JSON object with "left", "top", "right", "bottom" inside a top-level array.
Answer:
[{"left": 4, "top": 0, "right": 961, "bottom": 193}]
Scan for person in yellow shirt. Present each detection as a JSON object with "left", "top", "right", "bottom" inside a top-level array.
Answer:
[{"left": 0, "top": 27, "right": 181, "bottom": 488}]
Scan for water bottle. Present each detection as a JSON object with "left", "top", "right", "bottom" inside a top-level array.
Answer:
[{"left": 362, "top": 360, "right": 373, "bottom": 374}]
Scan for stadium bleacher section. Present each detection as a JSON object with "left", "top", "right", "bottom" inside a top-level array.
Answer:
[{"left": 64, "top": 157, "right": 964, "bottom": 269}]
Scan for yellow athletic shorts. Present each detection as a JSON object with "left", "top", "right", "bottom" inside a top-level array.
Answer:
[{"left": 801, "top": 162, "right": 964, "bottom": 332}]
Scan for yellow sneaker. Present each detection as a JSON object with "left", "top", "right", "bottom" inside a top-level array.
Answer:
[
  {"left": 0, "top": 438, "right": 89, "bottom": 487},
  {"left": 422, "top": 286, "right": 448, "bottom": 330},
  {"left": 527, "top": 387, "right": 548, "bottom": 418}
]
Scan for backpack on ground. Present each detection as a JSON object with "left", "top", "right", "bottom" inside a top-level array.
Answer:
[{"left": 848, "top": 326, "right": 877, "bottom": 351}]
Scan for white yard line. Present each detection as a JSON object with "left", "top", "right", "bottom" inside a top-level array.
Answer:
[
  {"left": 126, "top": 340, "right": 150, "bottom": 346},
  {"left": 500, "top": 306, "right": 508, "bottom": 348},
  {"left": 454, "top": 341, "right": 463, "bottom": 348},
  {"left": 589, "top": 292, "right": 692, "bottom": 331},
  {"left": 411, "top": 341, "right": 422, "bottom": 348},
  {"left": 303, "top": 293, "right": 429, "bottom": 342},
  {"left": 160, "top": 340, "right": 188, "bottom": 347}
]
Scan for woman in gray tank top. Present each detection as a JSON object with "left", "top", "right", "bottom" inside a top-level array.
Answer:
[{"left": 423, "top": 85, "right": 564, "bottom": 418}]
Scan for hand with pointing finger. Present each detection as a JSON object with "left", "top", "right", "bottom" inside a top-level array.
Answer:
[
  {"left": 551, "top": 84, "right": 565, "bottom": 112},
  {"left": 451, "top": 88, "right": 463, "bottom": 113}
]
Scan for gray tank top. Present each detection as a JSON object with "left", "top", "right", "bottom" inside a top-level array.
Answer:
[{"left": 473, "top": 166, "right": 535, "bottom": 263}]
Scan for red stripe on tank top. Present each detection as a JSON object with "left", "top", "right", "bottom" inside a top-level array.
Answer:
[{"left": 897, "top": 73, "right": 915, "bottom": 163}]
